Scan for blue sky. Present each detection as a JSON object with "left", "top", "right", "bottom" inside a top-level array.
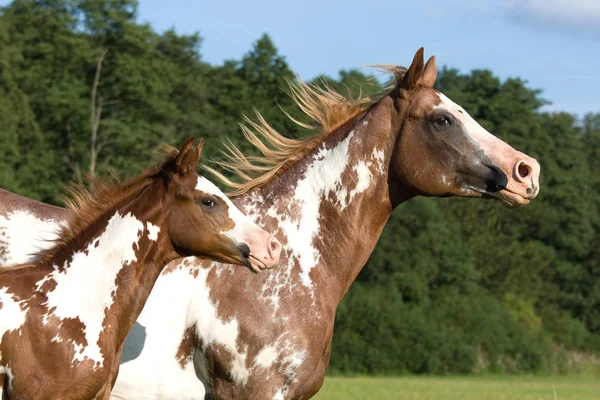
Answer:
[
  {"left": 2, "top": 0, "right": 598, "bottom": 116},
  {"left": 136, "top": 0, "right": 599, "bottom": 117}
]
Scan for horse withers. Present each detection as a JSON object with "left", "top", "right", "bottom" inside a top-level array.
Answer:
[{"left": 0, "top": 138, "right": 281, "bottom": 399}]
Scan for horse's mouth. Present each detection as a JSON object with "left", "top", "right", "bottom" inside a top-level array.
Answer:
[
  {"left": 234, "top": 254, "right": 277, "bottom": 274},
  {"left": 496, "top": 190, "right": 530, "bottom": 208},
  {"left": 482, "top": 187, "right": 534, "bottom": 208},
  {"left": 463, "top": 184, "right": 531, "bottom": 208},
  {"left": 248, "top": 255, "right": 278, "bottom": 274}
]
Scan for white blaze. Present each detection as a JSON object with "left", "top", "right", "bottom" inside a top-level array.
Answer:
[
  {"left": 434, "top": 92, "right": 513, "bottom": 192},
  {"left": 195, "top": 176, "right": 254, "bottom": 244},
  {"left": 434, "top": 92, "right": 501, "bottom": 150}
]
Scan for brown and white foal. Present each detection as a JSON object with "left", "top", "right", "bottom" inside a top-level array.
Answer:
[{"left": 0, "top": 138, "right": 281, "bottom": 399}]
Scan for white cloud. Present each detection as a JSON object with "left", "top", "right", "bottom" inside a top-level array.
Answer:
[{"left": 502, "top": 0, "right": 600, "bottom": 36}]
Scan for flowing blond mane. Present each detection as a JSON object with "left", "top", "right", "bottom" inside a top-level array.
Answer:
[
  {"left": 1, "top": 149, "right": 180, "bottom": 273},
  {"left": 207, "top": 78, "right": 377, "bottom": 197}
]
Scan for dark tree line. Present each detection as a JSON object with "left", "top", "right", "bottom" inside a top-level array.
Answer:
[{"left": 1, "top": 0, "right": 598, "bottom": 375}]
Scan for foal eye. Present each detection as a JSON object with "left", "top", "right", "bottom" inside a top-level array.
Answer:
[
  {"left": 435, "top": 115, "right": 450, "bottom": 126},
  {"left": 201, "top": 198, "right": 216, "bottom": 208}
]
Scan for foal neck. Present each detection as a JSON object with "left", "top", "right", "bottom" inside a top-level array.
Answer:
[{"left": 38, "top": 179, "right": 173, "bottom": 365}]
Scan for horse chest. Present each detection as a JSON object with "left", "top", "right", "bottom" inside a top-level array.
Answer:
[{"left": 202, "top": 298, "right": 331, "bottom": 400}]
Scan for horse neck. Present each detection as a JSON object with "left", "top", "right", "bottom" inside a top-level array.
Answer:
[
  {"left": 44, "top": 180, "right": 172, "bottom": 346},
  {"left": 242, "top": 97, "right": 410, "bottom": 302}
]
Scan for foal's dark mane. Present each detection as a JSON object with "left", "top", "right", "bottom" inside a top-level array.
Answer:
[
  {"left": 208, "top": 67, "right": 405, "bottom": 197},
  {"left": 0, "top": 148, "right": 181, "bottom": 273}
]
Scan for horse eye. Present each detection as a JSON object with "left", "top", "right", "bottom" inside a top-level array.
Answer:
[
  {"left": 201, "top": 198, "right": 216, "bottom": 208},
  {"left": 436, "top": 115, "right": 450, "bottom": 126}
]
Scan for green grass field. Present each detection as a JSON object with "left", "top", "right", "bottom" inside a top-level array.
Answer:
[{"left": 314, "top": 376, "right": 600, "bottom": 400}]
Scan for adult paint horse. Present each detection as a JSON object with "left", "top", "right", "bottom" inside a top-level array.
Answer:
[
  {"left": 0, "top": 138, "right": 281, "bottom": 399},
  {"left": 0, "top": 48, "right": 540, "bottom": 399}
]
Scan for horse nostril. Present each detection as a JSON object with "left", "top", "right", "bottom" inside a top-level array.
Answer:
[
  {"left": 269, "top": 237, "right": 282, "bottom": 259},
  {"left": 513, "top": 157, "right": 540, "bottom": 199},
  {"left": 517, "top": 162, "right": 532, "bottom": 179}
]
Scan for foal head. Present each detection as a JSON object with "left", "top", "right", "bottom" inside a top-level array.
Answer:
[
  {"left": 388, "top": 48, "right": 540, "bottom": 207},
  {"left": 165, "top": 138, "right": 281, "bottom": 272}
]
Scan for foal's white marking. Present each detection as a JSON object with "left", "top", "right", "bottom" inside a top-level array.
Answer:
[
  {"left": 0, "top": 287, "right": 28, "bottom": 338},
  {"left": 40, "top": 212, "right": 145, "bottom": 368},
  {"left": 0, "top": 366, "right": 14, "bottom": 394},
  {"left": 0, "top": 211, "right": 61, "bottom": 265},
  {"left": 0, "top": 288, "right": 28, "bottom": 382},
  {"left": 195, "top": 176, "right": 254, "bottom": 244},
  {"left": 195, "top": 176, "right": 228, "bottom": 198}
]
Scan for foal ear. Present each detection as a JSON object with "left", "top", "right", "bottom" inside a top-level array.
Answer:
[
  {"left": 420, "top": 56, "right": 437, "bottom": 87},
  {"left": 190, "top": 138, "right": 204, "bottom": 171},
  {"left": 175, "top": 137, "right": 197, "bottom": 175},
  {"left": 399, "top": 47, "right": 425, "bottom": 91}
]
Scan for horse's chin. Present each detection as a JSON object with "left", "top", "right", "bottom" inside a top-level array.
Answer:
[{"left": 496, "top": 189, "right": 531, "bottom": 208}]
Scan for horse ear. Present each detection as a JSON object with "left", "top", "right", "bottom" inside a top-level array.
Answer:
[
  {"left": 175, "top": 137, "right": 196, "bottom": 175},
  {"left": 420, "top": 56, "right": 437, "bottom": 87},
  {"left": 399, "top": 47, "right": 425, "bottom": 91}
]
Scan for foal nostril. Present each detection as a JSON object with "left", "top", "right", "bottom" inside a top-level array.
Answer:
[
  {"left": 516, "top": 161, "right": 532, "bottom": 180},
  {"left": 238, "top": 243, "right": 250, "bottom": 259},
  {"left": 268, "top": 236, "right": 282, "bottom": 260}
]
